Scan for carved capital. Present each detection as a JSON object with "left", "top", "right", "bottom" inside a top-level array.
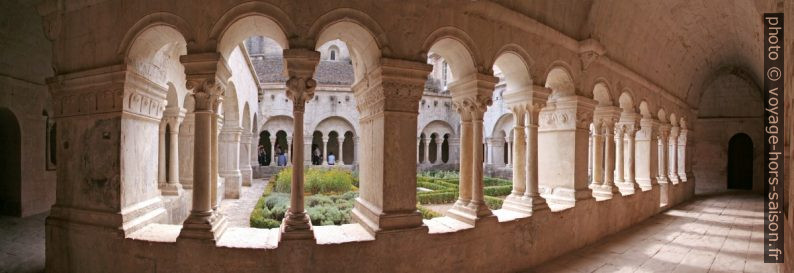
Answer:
[
  {"left": 353, "top": 58, "right": 432, "bottom": 118},
  {"left": 286, "top": 76, "right": 317, "bottom": 112},
  {"left": 187, "top": 77, "right": 224, "bottom": 112}
]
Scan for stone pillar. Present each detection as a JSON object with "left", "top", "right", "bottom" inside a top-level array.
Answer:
[
  {"left": 280, "top": 48, "right": 320, "bottom": 240},
  {"left": 162, "top": 115, "right": 184, "bottom": 195},
  {"left": 350, "top": 58, "right": 431, "bottom": 235},
  {"left": 178, "top": 52, "right": 230, "bottom": 241},
  {"left": 502, "top": 99, "right": 533, "bottom": 214},
  {"left": 210, "top": 113, "right": 221, "bottom": 210},
  {"left": 668, "top": 125, "right": 680, "bottom": 184},
  {"left": 180, "top": 113, "right": 195, "bottom": 189},
  {"left": 538, "top": 94, "right": 596, "bottom": 204},
  {"left": 240, "top": 131, "right": 253, "bottom": 186},
  {"left": 338, "top": 135, "right": 345, "bottom": 165},
  {"left": 677, "top": 128, "right": 688, "bottom": 182},
  {"left": 449, "top": 137, "right": 460, "bottom": 165},
  {"left": 269, "top": 136, "right": 276, "bottom": 166},
  {"left": 422, "top": 137, "right": 430, "bottom": 165},
  {"left": 251, "top": 132, "right": 259, "bottom": 167},
  {"left": 613, "top": 126, "right": 625, "bottom": 189},
  {"left": 591, "top": 106, "right": 620, "bottom": 197},
  {"left": 447, "top": 73, "right": 497, "bottom": 224},
  {"left": 353, "top": 136, "right": 359, "bottom": 164},
  {"left": 435, "top": 138, "right": 443, "bottom": 165},
  {"left": 657, "top": 125, "right": 670, "bottom": 184},
  {"left": 589, "top": 122, "right": 603, "bottom": 188},
  {"left": 635, "top": 117, "right": 659, "bottom": 191},
  {"left": 600, "top": 119, "right": 619, "bottom": 196},
  {"left": 158, "top": 124, "right": 167, "bottom": 189},
  {"left": 524, "top": 100, "right": 549, "bottom": 211},
  {"left": 219, "top": 126, "right": 242, "bottom": 199},
  {"left": 322, "top": 136, "right": 329, "bottom": 166},
  {"left": 303, "top": 136, "right": 312, "bottom": 166},
  {"left": 622, "top": 127, "right": 638, "bottom": 194}
]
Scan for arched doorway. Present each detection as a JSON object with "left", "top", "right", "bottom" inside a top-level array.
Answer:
[
  {"left": 727, "top": 133, "right": 753, "bottom": 190},
  {"left": 0, "top": 108, "right": 21, "bottom": 216}
]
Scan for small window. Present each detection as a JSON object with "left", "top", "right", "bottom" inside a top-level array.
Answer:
[{"left": 330, "top": 50, "right": 336, "bottom": 61}]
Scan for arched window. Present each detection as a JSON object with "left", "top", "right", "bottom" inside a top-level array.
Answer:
[
  {"left": 328, "top": 45, "right": 340, "bottom": 61},
  {"left": 330, "top": 50, "right": 336, "bottom": 61}
]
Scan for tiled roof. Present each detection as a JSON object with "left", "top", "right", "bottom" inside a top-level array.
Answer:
[{"left": 251, "top": 58, "right": 354, "bottom": 85}]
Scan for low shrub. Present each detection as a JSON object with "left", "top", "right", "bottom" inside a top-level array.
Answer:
[
  {"left": 417, "top": 181, "right": 450, "bottom": 191},
  {"left": 483, "top": 177, "right": 511, "bottom": 187},
  {"left": 274, "top": 167, "right": 354, "bottom": 194},
  {"left": 483, "top": 185, "right": 513, "bottom": 197},
  {"left": 306, "top": 194, "right": 334, "bottom": 207},
  {"left": 417, "top": 191, "right": 458, "bottom": 204},
  {"left": 484, "top": 196, "right": 503, "bottom": 209},
  {"left": 250, "top": 208, "right": 281, "bottom": 229},
  {"left": 417, "top": 205, "right": 442, "bottom": 219},
  {"left": 307, "top": 205, "right": 346, "bottom": 226}
]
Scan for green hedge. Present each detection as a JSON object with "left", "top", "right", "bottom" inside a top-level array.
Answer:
[
  {"left": 417, "top": 205, "right": 442, "bottom": 219},
  {"left": 484, "top": 177, "right": 511, "bottom": 186},
  {"left": 416, "top": 181, "right": 449, "bottom": 191},
  {"left": 274, "top": 167, "right": 355, "bottom": 194},
  {"left": 417, "top": 191, "right": 458, "bottom": 204},
  {"left": 483, "top": 185, "right": 513, "bottom": 197},
  {"left": 484, "top": 196, "right": 503, "bottom": 209}
]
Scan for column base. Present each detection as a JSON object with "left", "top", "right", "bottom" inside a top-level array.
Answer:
[
  {"left": 592, "top": 183, "right": 621, "bottom": 198},
  {"left": 502, "top": 194, "right": 549, "bottom": 214},
  {"left": 544, "top": 187, "right": 593, "bottom": 206},
  {"left": 241, "top": 168, "right": 253, "bottom": 186},
  {"left": 668, "top": 176, "right": 680, "bottom": 185},
  {"left": 447, "top": 200, "right": 494, "bottom": 225},
  {"left": 678, "top": 173, "right": 688, "bottom": 182},
  {"left": 617, "top": 181, "right": 639, "bottom": 195},
  {"left": 161, "top": 183, "right": 184, "bottom": 196},
  {"left": 351, "top": 198, "right": 423, "bottom": 236},
  {"left": 636, "top": 178, "right": 655, "bottom": 191},
  {"left": 178, "top": 210, "right": 228, "bottom": 241},
  {"left": 181, "top": 179, "right": 193, "bottom": 189},
  {"left": 280, "top": 211, "right": 315, "bottom": 241}
]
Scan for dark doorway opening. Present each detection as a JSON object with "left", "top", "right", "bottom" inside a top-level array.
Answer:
[
  {"left": 0, "top": 108, "right": 21, "bottom": 216},
  {"left": 727, "top": 133, "right": 753, "bottom": 190}
]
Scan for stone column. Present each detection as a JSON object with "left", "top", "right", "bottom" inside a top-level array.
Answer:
[
  {"left": 239, "top": 131, "right": 253, "bottom": 186},
  {"left": 269, "top": 136, "right": 276, "bottom": 166},
  {"left": 622, "top": 127, "right": 638, "bottom": 194},
  {"left": 613, "top": 126, "right": 625, "bottom": 189},
  {"left": 219, "top": 127, "right": 242, "bottom": 199},
  {"left": 503, "top": 102, "right": 531, "bottom": 214},
  {"left": 179, "top": 113, "right": 195, "bottom": 189},
  {"left": 668, "top": 125, "right": 680, "bottom": 184},
  {"left": 280, "top": 48, "right": 320, "bottom": 240},
  {"left": 303, "top": 136, "right": 312, "bottom": 166},
  {"left": 417, "top": 137, "right": 421, "bottom": 163},
  {"left": 447, "top": 73, "right": 498, "bottom": 224},
  {"left": 211, "top": 113, "right": 221, "bottom": 210},
  {"left": 338, "top": 135, "right": 345, "bottom": 165},
  {"left": 657, "top": 125, "right": 670, "bottom": 184},
  {"left": 600, "top": 120, "right": 619, "bottom": 195},
  {"left": 158, "top": 124, "right": 167, "bottom": 189},
  {"left": 251, "top": 132, "right": 259, "bottom": 167},
  {"left": 178, "top": 52, "right": 230, "bottom": 241},
  {"left": 350, "top": 58, "right": 431, "bottom": 235},
  {"left": 322, "top": 136, "right": 329, "bottom": 166},
  {"left": 449, "top": 137, "right": 460, "bottom": 165},
  {"left": 162, "top": 115, "right": 184, "bottom": 195},
  {"left": 524, "top": 100, "right": 549, "bottom": 211},
  {"left": 635, "top": 117, "right": 659, "bottom": 190},
  {"left": 590, "top": 122, "right": 603, "bottom": 188},
  {"left": 422, "top": 137, "right": 430, "bottom": 165},
  {"left": 435, "top": 138, "right": 443, "bottom": 165},
  {"left": 677, "top": 128, "right": 688, "bottom": 182},
  {"left": 538, "top": 94, "right": 596, "bottom": 204}
]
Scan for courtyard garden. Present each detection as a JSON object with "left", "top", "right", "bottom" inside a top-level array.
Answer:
[{"left": 250, "top": 168, "right": 513, "bottom": 229}]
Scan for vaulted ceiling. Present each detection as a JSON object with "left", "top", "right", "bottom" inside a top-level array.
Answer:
[{"left": 494, "top": 0, "right": 781, "bottom": 109}]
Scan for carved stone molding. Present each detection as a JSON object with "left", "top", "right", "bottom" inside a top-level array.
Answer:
[{"left": 353, "top": 58, "right": 432, "bottom": 118}]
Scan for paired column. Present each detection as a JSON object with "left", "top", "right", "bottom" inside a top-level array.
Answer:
[
  {"left": 179, "top": 113, "right": 195, "bottom": 189},
  {"left": 286, "top": 136, "right": 292, "bottom": 166},
  {"left": 158, "top": 124, "right": 167, "bottom": 189},
  {"left": 178, "top": 52, "right": 230, "bottom": 241},
  {"left": 435, "top": 137, "right": 443, "bottom": 164},
  {"left": 350, "top": 58, "right": 431, "bottom": 235},
  {"left": 600, "top": 116, "right": 620, "bottom": 195},
  {"left": 338, "top": 135, "right": 345, "bottom": 165},
  {"left": 269, "top": 136, "right": 276, "bottom": 166},
  {"left": 417, "top": 137, "right": 422, "bottom": 163},
  {"left": 668, "top": 125, "right": 680, "bottom": 184},
  {"left": 505, "top": 137, "right": 513, "bottom": 168},
  {"left": 322, "top": 136, "right": 329, "bottom": 165},
  {"left": 447, "top": 73, "right": 498, "bottom": 224},
  {"left": 677, "top": 127, "right": 688, "bottom": 182},
  {"left": 210, "top": 112, "right": 221, "bottom": 210},
  {"left": 280, "top": 48, "right": 320, "bottom": 240},
  {"left": 589, "top": 122, "right": 604, "bottom": 188},
  {"left": 162, "top": 115, "right": 184, "bottom": 195}
]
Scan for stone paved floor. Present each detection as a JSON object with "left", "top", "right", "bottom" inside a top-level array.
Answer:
[
  {"left": 0, "top": 212, "right": 46, "bottom": 273},
  {"left": 526, "top": 192, "right": 777, "bottom": 273},
  {"left": 219, "top": 178, "right": 268, "bottom": 227}
]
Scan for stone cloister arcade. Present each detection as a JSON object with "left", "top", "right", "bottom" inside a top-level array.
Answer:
[{"left": 0, "top": 0, "right": 789, "bottom": 272}]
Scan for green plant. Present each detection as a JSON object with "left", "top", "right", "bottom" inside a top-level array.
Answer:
[
  {"left": 483, "top": 185, "right": 513, "bottom": 197},
  {"left": 307, "top": 205, "right": 345, "bottom": 226},
  {"left": 417, "top": 205, "right": 442, "bottom": 219},
  {"left": 417, "top": 191, "right": 458, "bottom": 204},
  {"left": 484, "top": 196, "right": 503, "bottom": 209},
  {"left": 417, "top": 181, "right": 450, "bottom": 191},
  {"left": 483, "top": 177, "right": 511, "bottom": 186},
  {"left": 274, "top": 167, "right": 355, "bottom": 194}
]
